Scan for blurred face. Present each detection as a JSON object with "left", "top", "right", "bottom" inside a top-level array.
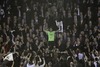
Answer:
[
  {"left": 85, "top": 24, "right": 88, "bottom": 28},
  {"left": 81, "top": 31, "right": 84, "bottom": 35},
  {"left": 20, "top": 36, "right": 23, "bottom": 41},
  {"left": 26, "top": 33, "right": 29, "bottom": 37},
  {"left": 58, "top": 40, "right": 61, "bottom": 45},
  {"left": 58, "top": 33, "right": 62, "bottom": 38},
  {"left": 36, "top": 40, "right": 39, "bottom": 44},
  {"left": 27, "top": 37, "right": 30, "bottom": 42},
  {"left": 89, "top": 21, "right": 92, "bottom": 27},
  {"left": 39, "top": 26, "right": 42, "bottom": 31},
  {"left": 50, "top": 28, "right": 52, "bottom": 31},
  {"left": 45, "top": 11, "right": 49, "bottom": 18},
  {"left": 77, "top": 38, "right": 80, "bottom": 42},
  {"left": 44, "top": 19, "right": 46, "bottom": 24},
  {"left": 88, "top": 7, "right": 91, "bottom": 11},
  {"left": 48, "top": 62, "right": 52, "bottom": 67},
  {"left": 95, "top": 51, "right": 99, "bottom": 56},
  {"left": 16, "top": 41, "right": 19, "bottom": 45},
  {"left": 89, "top": 30, "right": 92, "bottom": 35},
  {"left": 18, "top": 23, "right": 21, "bottom": 28},
  {"left": 63, "top": 10, "right": 66, "bottom": 17},
  {"left": 94, "top": 26, "right": 97, "bottom": 32},
  {"left": 85, "top": 38, "right": 89, "bottom": 43},
  {"left": 67, "top": 37, "right": 70, "bottom": 42},
  {"left": 68, "top": 11, "right": 71, "bottom": 17},
  {"left": 66, "top": 32, "right": 69, "bottom": 36},
  {"left": 14, "top": 16, "right": 17, "bottom": 20},
  {"left": 32, "top": 34, "right": 35, "bottom": 38},
  {"left": 40, "top": 31, "right": 43, "bottom": 36},
  {"left": 17, "top": 35, "right": 20, "bottom": 39},
  {"left": 22, "top": 19, "right": 25, "bottom": 24},
  {"left": 23, "top": 12, "right": 26, "bottom": 19},
  {"left": 6, "top": 25, "right": 9, "bottom": 30},
  {"left": 63, "top": 32, "right": 66, "bottom": 36},
  {"left": 29, "top": 29, "right": 32, "bottom": 33}
]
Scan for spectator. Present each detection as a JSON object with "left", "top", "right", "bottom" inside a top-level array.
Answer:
[{"left": 0, "top": 0, "right": 100, "bottom": 67}]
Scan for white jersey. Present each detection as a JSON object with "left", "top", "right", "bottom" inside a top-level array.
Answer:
[{"left": 55, "top": 20, "right": 63, "bottom": 32}]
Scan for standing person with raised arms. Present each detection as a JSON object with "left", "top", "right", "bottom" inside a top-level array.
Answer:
[{"left": 44, "top": 27, "right": 58, "bottom": 50}]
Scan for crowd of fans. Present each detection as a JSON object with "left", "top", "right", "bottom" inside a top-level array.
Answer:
[{"left": 0, "top": 0, "right": 100, "bottom": 67}]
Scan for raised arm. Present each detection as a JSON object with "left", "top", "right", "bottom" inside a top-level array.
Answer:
[
  {"left": 11, "top": 30, "right": 15, "bottom": 45},
  {"left": 43, "top": 28, "right": 48, "bottom": 34},
  {"left": 40, "top": 58, "right": 45, "bottom": 67},
  {"left": 37, "top": 55, "right": 42, "bottom": 63},
  {"left": 27, "top": 53, "right": 32, "bottom": 62}
]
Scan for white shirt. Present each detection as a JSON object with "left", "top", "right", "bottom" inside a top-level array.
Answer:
[
  {"left": 78, "top": 53, "right": 84, "bottom": 60},
  {"left": 4, "top": 53, "right": 14, "bottom": 61},
  {"left": 94, "top": 61, "right": 97, "bottom": 67},
  {"left": 27, "top": 63, "right": 35, "bottom": 67}
]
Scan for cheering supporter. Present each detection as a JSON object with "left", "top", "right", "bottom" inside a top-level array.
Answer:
[{"left": 0, "top": 0, "right": 100, "bottom": 67}]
